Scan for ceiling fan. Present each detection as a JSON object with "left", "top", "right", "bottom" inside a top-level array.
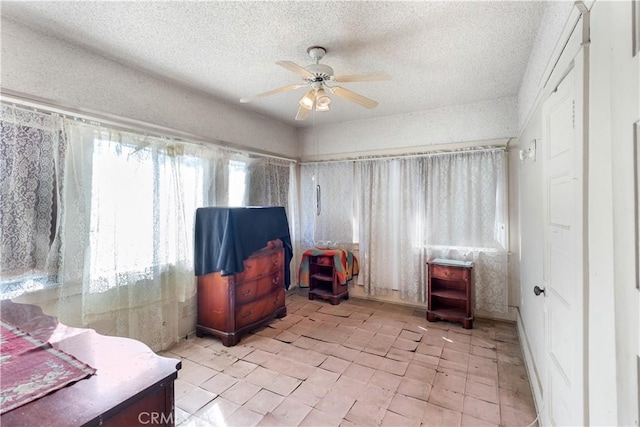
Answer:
[{"left": 240, "top": 46, "right": 390, "bottom": 121}]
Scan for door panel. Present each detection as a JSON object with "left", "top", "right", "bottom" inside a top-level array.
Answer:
[
  {"left": 548, "top": 176, "right": 573, "bottom": 227},
  {"left": 542, "top": 52, "right": 585, "bottom": 426},
  {"left": 548, "top": 99, "right": 573, "bottom": 158},
  {"left": 548, "top": 243, "right": 572, "bottom": 306}
]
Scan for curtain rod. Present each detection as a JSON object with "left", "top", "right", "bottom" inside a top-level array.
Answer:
[
  {"left": 0, "top": 89, "right": 297, "bottom": 163},
  {"left": 299, "top": 145, "right": 506, "bottom": 165}
]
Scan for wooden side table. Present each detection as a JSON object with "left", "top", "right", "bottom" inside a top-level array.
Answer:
[
  {"left": 426, "top": 258, "right": 474, "bottom": 329},
  {"left": 308, "top": 254, "right": 349, "bottom": 305}
]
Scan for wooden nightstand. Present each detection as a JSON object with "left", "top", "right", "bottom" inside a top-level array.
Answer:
[{"left": 427, "top": 258, "right": 474, "bottom": 329}]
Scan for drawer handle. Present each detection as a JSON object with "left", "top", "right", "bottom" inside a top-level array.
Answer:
[
  {"left": 273, "top": 259, "right": 279, "bottom": 266},
  {"left": 272, "top": 277, "right": 279, "bottom": 285},
  {"left": 241, "top": 289, "right": 252, "bottom": 297},
  {"left": 274, "top": 295, "right": 280, "bottom": 305},
  {"left": 241, "top": 310, "right": 253, "bottom": 319}
]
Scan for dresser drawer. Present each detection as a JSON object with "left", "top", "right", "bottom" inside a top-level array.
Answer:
[
  {"left": 234, "top": 248, "right": 284, "bottom": 284},
  {"left": 235, "top": 281, "right": 258, "bottom": 305},
  {"left": 235, "top": 288, "right": 285, "bottom": 329},
  {"left": 236, "top": 271, "right": 283, "bottom": 305},
  {"left": 235, "top": 300, "right": 263, "bottom": 329},
  {"left": 431, "top": 264, "right": 467, "bottom": 281},
  {"left": 255, "top": 270, "right": 283, "bottom": 296}
]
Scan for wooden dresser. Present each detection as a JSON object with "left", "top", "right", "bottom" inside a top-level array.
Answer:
[
  {"left": 0, "top": 300, "right": 180, "bottom": 426},
  {"left": 426, "top": 258, "right": 474, "bottom": 329},
  {"left": 196, "top": 239, "right": 287, "bottom": 346}
]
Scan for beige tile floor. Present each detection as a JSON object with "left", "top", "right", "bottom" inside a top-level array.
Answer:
[{"left": 160, "top": 289, "right": 538, "bottom": 427}]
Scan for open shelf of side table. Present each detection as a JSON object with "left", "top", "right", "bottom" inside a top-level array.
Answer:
[
  {"left": 427, "top": 259, "right": 474, "bottom": 329},
  {"left": 308, "top": 255, "right": 349, "bottom": 305}
]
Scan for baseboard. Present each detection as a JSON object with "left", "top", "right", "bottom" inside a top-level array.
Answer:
[{"left": 516, "top": 307, "right": 544, "bottom": 423}]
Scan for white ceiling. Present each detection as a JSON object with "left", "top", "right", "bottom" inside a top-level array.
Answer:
[{"left": 1, "top": 1, "right": 547, "bottom": 128}]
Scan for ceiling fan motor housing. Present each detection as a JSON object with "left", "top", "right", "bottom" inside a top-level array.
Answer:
[
  {"left": 305, "top": 63, "right": 334, "bottom": 82},
  {"left": 307, "top": 46, "right": 326, "bottom": 60}
]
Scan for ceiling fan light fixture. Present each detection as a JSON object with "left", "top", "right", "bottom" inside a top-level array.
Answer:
[
  {"left": 315, "top": 88, "right": 331, "bottom": 111},
  {"left": 299, "top": 90, "right": 316, "bottom": 110}
]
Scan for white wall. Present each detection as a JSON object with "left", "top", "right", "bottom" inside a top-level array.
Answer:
[
  {"left": 507, "top": 145, "right": 521, "bottom": 311},
  {"left": 517, "top": 1, "right": 575, "bottom": 131},
  {"left": 587, "top": 2, "right": 620, "bottom": 422},
  {"left": 0, "top": 18, "right": 298, "bottom": 158},
  {"left": 589, "top": 1, "right": 639, "bottom": 424},
  {"left": 515, "top": 104, "right": 546, "bottom": 408},
  {"left": 297, "top": 96, "right": 517, "bottom": 159},
  {"left": 517, "top": 1, "right": 640, "bottom": 424}
]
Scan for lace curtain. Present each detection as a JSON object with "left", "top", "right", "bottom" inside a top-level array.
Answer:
[
  {"left": 356, "top": 149, "right": 508, "bottom": 313},
  {"left": 0, "top": 105, "right": 59, "bottom": 283},
  {"left": 246, "top": 158, "right": 298, "bottom": 282},
  {"left": 246, "top": 158, "right": 291, "bottom": 209}
]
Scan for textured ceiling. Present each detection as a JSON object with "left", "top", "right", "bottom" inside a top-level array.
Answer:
[{"left": 1, "top": 1, "right": 547, "bottom": 128}]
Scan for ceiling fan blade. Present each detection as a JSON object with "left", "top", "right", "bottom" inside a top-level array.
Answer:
[
  {"left": 329, "top": 86, "right": 379, "bottom": 109},
  {"left": 295, "top": 105, "right": 310, "bottom": 121},
  {"left": 240, "top": 84, "right": 306, "bottom": 103},
  {"left": 276, "top": 61, "right": 315, "bottom": 79},
  {"left": 333, "top": 72, "right": 391, "bottom": 83}
]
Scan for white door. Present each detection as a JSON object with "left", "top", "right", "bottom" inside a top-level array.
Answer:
[{"left": 540, "top": 51, "right": 586, "bottom": 426}]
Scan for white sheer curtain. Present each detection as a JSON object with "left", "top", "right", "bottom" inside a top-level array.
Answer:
[
  {"left": 356, "top": 158, "right": 428, "bottom": 301},
  {"left": 56, "top": 121, "right": 199, "bottom": 351},
  {"left": 425, "top": 150, "right": 507, "bottom": 249},
  {"left": 202, "top": 148, "right": 230, "bottom": 207},
  {"left": 356, "top": 149, "right": 508, "bottom": 313},
  {"left": 299, "top": 162, "right": 355, "bottom": 248}
]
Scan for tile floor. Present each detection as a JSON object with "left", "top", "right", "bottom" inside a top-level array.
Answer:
[{"left": 159, "top": 289, "right": 538, "bottom": 427}]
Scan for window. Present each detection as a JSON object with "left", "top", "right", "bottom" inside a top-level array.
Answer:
[
  {"left": 88, "top": 136, "right": 205, "bottom": 292},
  {"left": 89, "top": 139, "right": 155, "bottom": 278}
]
